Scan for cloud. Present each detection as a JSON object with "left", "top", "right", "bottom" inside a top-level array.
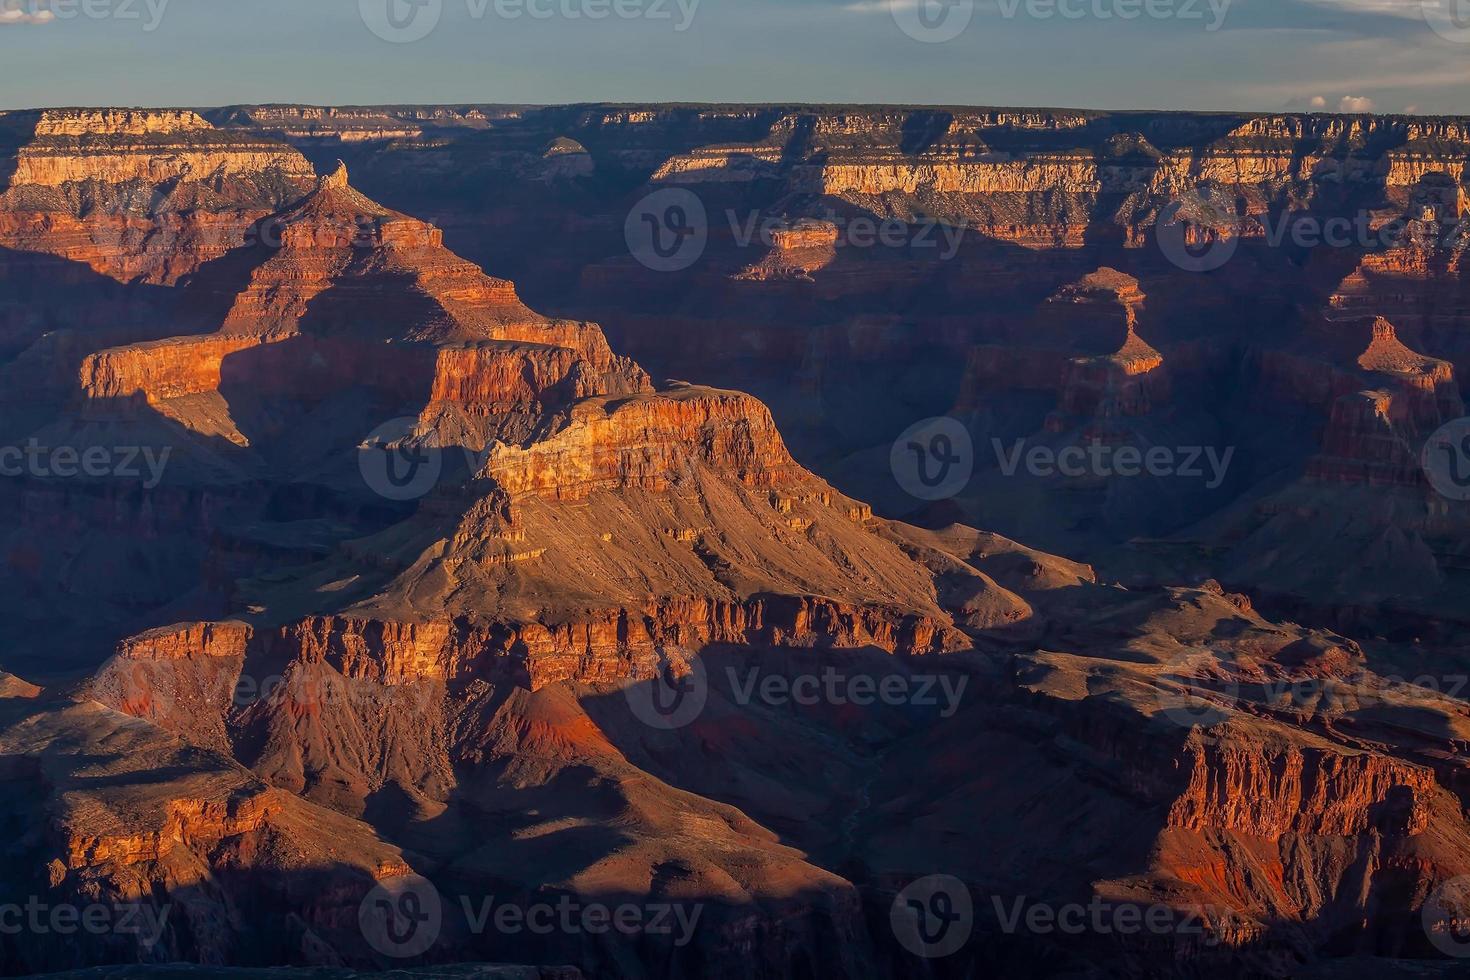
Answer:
[
  {"left": 0, "top": 1, "right": 56, "bottom": 24},
  {"left": 0, "top": 10, "right": 54, "bottom": 23},
  {"left": 1234, "top": 33, "right": 1467, "bottom": 111},
  {"left": 1338, "top": 95, "right": 1376, "bottom": 112},
  {"left": 1281, "top": 95, "right": 1329, "bottom": 110},
  {"left": 1293, "top": 0, "right": 1429, "bottom": 18}
]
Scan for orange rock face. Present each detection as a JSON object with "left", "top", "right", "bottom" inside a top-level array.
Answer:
[
  {"left": 480, "top": 384, "right": 797, "bottom": 499},
  {"left": 0, "top": 109, "right": 317, "bottom": 285}
]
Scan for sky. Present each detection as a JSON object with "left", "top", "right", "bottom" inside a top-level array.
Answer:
[{"left": 0, "top": 0, "right": 1467, "bottom": 113}]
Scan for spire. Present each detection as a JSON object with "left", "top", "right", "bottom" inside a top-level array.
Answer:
[{"left": 320, "top": 159, "right": 350, "bottom": 191}]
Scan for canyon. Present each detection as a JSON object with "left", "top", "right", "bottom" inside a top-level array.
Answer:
[{"left": 1, "top": 104, "right": 1470, "bottom": 978}]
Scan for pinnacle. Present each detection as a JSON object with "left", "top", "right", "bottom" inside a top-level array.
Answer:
[{"left": 320, "top": 159, "right": 350, "bottom": 190}]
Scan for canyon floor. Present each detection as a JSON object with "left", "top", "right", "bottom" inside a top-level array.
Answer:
[{"left": 2, "top": 104, "right": 1470, "bottom": 978}]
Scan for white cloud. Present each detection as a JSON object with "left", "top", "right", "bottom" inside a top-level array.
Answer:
[
  {"left": 0, "top": 7, "right": 55, "bottom": 24},
  {"left": 1294, "top": 0, "right": 1429, "bottom": 18},
  {"left": 1310, "top": 96, "right": 1328, "bottom": 108},
  {"left": 1338, "top": 95, "right": 1376, "bottom": 112}
]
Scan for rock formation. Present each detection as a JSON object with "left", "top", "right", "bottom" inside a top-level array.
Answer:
[{"left": 4, "top": 105, "right": 1470, "bottom": 979}]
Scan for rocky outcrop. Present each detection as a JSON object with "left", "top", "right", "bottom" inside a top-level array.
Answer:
[
  {"left": 247, "top": 596, "right": 962, "bottom": 698},
  {"left": 480, "top": 384, "right": 796, "bottom": 498},
  {"left": 732, "top": 220, "right": 839, "bottom": 281},
  {"left": 1167, "top": 732, "right": 1435, "bottom": 838},
  {"left": 0, "top": 109, "right": 316, "bottom": 284},
  {"left": 0, "top": 687, "right": 412, "bottom": 973},
  {"left": 64, "top": 163, "right": 648, "bottom": 449},
  {"left": 79, "top": 334, "right": 263, "bottom": 403},
  {"left": 115, "top": 621, "right": 252, "bottom": 661}
]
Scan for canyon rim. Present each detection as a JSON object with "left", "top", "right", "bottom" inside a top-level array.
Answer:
[{"left": 6, "top": 62, "right": 1470, "bottom": 980}]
